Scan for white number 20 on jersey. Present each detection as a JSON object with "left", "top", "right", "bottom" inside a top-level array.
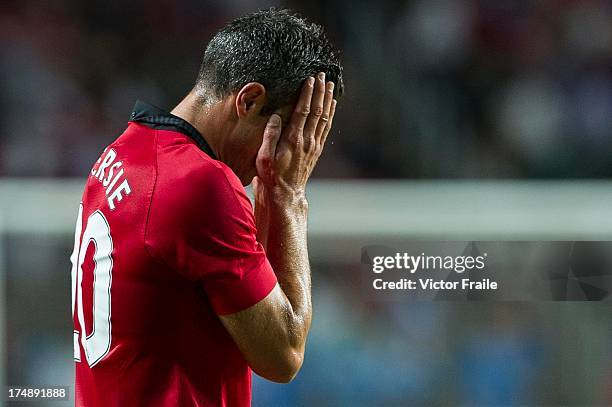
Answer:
[{"left": 70, "top": 204, "right": 113, "bottom": 367}]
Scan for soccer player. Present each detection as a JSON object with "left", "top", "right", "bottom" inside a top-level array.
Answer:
[{"left": 69, "top": 9, "right": 343, "bottom": 406}]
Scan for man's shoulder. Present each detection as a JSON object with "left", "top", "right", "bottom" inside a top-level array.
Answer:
[
  {"left": 156, "top": 136, "right": 233, "bottom": 194},
  {"left": 144, "top": 128, "right": 255, "bottom": 258},
  {"left": 122, "top": 121, "right": 238, "bottom": 189},
  {"left": 152, "top": 131, "right": 248, "bottom": 220}
]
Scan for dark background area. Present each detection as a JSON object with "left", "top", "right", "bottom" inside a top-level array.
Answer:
[{"left": 4, "top": 0, "right": 612, "bottom": 178}]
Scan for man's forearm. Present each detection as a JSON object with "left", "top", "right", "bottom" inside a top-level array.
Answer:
[{"left": 256, "top": 186, "right": 312, "bottom": 339}]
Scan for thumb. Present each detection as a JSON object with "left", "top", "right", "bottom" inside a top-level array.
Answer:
[{"left": 256, "top": 114, "right": 282, "bottom": 178}]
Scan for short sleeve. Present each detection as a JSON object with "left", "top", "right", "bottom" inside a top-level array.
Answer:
[{"left": 146, "top": 149, "right": 277, "bottom": 315}]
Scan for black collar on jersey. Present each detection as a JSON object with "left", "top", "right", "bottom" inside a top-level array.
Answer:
[{"left": 130, "top": 100, "right": 217, "bottom": 160}]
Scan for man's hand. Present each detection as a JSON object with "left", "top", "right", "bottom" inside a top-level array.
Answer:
[
  {"left": 254, "top": 71, "right": 337, "bottom": 249},
  {"left": 255, "top": 72, "right": 337, "bottom": 194}
]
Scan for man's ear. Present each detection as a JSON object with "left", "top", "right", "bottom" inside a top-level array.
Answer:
[{"left": 235, "top": 82, "right": 267, "bottom": 120}]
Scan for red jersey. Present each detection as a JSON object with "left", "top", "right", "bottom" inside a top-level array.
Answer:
[{"left": 70, "top": 101, "right": 277, "bottom": 406}]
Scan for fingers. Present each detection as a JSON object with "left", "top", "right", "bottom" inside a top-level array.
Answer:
[
  {"left": 288, "top": 76, "right": 316, "bottom": 134},
  {"left": 303, "top": 72, "right": 327, "bottom": 149},
  {"left": 315, "top": 80, "right": 335, "bottom": 147},
  {"left": 256, "top": 114, "right": 282, "bottom": 179},
  {"left": 320, "top": 99, "right": 337, "bottom": 148}
]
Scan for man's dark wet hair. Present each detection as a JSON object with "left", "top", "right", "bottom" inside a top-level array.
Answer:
[{"left": 195, "top": 8, "right": 344, "bottom": 114}]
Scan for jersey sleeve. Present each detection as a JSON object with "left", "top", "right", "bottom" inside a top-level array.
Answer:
[{"left": 145, "top": 152, "right": 277, "bottom": 315}]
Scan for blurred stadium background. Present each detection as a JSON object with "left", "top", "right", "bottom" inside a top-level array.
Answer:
[{"left": 1, "top": 0, "right": 612, "bottom": 406}]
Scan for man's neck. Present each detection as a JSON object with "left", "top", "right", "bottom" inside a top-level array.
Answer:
[{"left": 170, "top": 91, "right": 228, "bottom": 161}]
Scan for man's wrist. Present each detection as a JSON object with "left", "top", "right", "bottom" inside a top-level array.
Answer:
[{"left": 260, "top": 183, "right": 309, "bottom": 217}]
